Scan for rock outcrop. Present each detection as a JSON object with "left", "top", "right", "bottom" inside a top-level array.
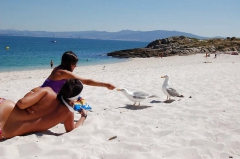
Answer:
[{"left": 107, "top": 36, "right": 240, "bottom": 58}]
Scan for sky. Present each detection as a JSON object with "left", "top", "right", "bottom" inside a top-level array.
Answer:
[{"left": 0, "top": 0, "right": 240, "bottom": 37}]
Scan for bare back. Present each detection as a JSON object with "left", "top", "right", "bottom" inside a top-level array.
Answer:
[{"left": 1, "top": 87, "right": 73, "bottom": 138}]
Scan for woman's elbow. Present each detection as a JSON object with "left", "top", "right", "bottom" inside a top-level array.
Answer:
[
  {"left": 65, "top": 125, "right": 80, "bottom": 132},
  {"left": 65, "top": 127, "right": 74, "bottom": 132},
  {"left": 16, "top": 100, "right": 25, "bottom": 109}
]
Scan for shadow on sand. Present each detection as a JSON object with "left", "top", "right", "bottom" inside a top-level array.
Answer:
[
  {"left": 150, "top": 99, "right": 175, "bottom": 104},
  {"left": 117, "top": 104, "right": 152, "bottom": 110},
  {"left": 35, "top": 130, "right": 65, "bottom": 137}
]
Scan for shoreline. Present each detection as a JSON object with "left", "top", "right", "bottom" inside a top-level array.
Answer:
[
  {"left": 1, "top": 53, "right": 240, "bottom": 159},
  {"left": 0, "top": 57, "right": 129, "bottom": 73},
  {"left": 0, "top": 52, "right": 229, "bottom": 73}
]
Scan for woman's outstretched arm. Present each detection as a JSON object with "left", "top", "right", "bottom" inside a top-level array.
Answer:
[{"left": 59, "top": 69, "right": 116, "bottom": 90}]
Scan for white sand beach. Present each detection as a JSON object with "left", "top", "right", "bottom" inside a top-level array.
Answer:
[{"left": 1, "top": 53, "right": 240, "bottom": 159}]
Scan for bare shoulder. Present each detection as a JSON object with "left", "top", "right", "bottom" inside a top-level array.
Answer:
[
  {"left": 58, "top": 69, "right": 71, "bottom": 74},
  {"left": 51, "top": 69, "right": 70, "bottom": 77},
  {"left": 57, "top": 69, "right": 76, "bottom": 79}
]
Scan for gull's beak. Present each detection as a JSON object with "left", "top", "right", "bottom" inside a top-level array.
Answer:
[
  {"left": 161, "top": 76, "right": 166, "bottom": 78},
  {"left": 117, "top": 88, "right": 123, "bottom": 91}
]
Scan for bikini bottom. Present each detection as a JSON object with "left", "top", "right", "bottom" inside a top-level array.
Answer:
[
  {"left": 0, "top": 129, "right": 6, "bottom": 140},
  {"left": 0, "top": 98, "right": 6, "bottom": 105}
]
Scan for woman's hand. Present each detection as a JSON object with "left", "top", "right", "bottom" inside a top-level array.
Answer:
[
  {"left": 26, "top": 107, "right": 34, "bottom": 115},
  {"left": 105, "top": 83, "right": 116, "bottom": 90},
  {"left": 21, "top": 89, "right": 38, "bottom": 114},
  {"left": 79, "top": 109, "right": 87, "bottom": 119},
  {"left": 72, "top": 109, "right": 87, "bottom": 128}
]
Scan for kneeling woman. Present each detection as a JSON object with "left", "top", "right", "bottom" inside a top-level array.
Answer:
[{"left": 0, "top": 79, "right": 87, "bottom": 140}]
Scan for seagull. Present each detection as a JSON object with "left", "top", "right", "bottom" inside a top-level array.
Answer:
[
  {"left": 161, "top": 75, "right": 181, "bottom": 100},
  {"left": 117, "top": 88, "right": 158, "bottom": 106}
]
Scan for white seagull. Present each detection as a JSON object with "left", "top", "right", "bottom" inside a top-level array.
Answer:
[
  {"left": 161, "top": 75, "right": 181, "bottom": 100},
  {"left": 117, "top": 88, "right": 158, "bottom": 106}
]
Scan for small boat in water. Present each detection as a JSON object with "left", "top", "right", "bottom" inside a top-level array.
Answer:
[{"left": 50, "top": 34, "right": 57, "bottom": 43}]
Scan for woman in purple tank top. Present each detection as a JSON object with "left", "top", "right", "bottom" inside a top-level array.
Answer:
[{"left": 41, "top": 51, "right": 115, "bottom": 93}]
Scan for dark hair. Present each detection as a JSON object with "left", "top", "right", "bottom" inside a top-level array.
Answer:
[
  {"left": 57, "top": 79, "right": 83, "bottom": 103},
  {"left": 60, "top": 51, "right": 78, "bottom": 71}
]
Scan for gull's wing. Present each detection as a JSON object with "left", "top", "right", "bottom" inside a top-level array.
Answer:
[
  {"left": 166, "top": 88, "right": 179, "bottom": 97},
  {"left": 133, "top": 91, "right": 151, "bottom": 99}
]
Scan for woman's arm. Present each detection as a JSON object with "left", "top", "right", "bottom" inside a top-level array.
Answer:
[
  {"left": 16, "top": 87, "right": 49, "bottom": 109},
  {"left": 23, "top": 87, "right": 41, "bottom": 98},
  {"left": 64, "top": 109, "right": 87, "bottom": 132},
  {"left": 60, "top": 70, "right": 116, "bottom": 90},
  {"left": 22, "top": 87, "right": 42, "bottom": 114},
  {"left": 30, "top": 87, "right": 41, "bottom": 93}
]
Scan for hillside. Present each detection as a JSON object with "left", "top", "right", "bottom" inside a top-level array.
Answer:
[
  {"left": 107, "top": 36, "right": 240, "bottom": 58},
  {"left": 0, "top": 29, "right": 208, "bottom": 42}
]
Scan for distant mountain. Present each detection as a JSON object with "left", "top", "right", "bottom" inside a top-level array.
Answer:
[{"left": 0, "top": 29, "right": 209, "bottom": 42}]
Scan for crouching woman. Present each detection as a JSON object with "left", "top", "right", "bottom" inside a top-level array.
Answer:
[{"left": 0, "top": 79, "right": 86, "bottom": 140}]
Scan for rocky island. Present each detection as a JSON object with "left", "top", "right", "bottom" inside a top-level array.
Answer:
[{"left": 107, "top": 36, "right": 240, "bottom": 58}]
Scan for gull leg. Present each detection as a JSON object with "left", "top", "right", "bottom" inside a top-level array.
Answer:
[
  {"left": 137, "top": 102, "right": 140, "bottom": 106},
  {"left": 133, "top": 102, "right": 136, "bottom": 106}
]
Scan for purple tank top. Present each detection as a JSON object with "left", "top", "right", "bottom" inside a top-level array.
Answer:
[{"left": 41, "top": 79, "right": 67, "bottom": 93}]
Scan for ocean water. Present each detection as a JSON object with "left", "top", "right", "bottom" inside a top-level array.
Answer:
[{"left": 0, "top": 36, "right": 148, "bottom": 72}]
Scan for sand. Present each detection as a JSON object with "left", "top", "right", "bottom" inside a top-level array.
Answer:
[{"left": 1, "top": 54, "right": 240, "bottom": 159}]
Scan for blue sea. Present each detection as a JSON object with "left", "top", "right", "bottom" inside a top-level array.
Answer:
[{"left": 0, "top": 36, "right": 148, "bottom": 72}]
